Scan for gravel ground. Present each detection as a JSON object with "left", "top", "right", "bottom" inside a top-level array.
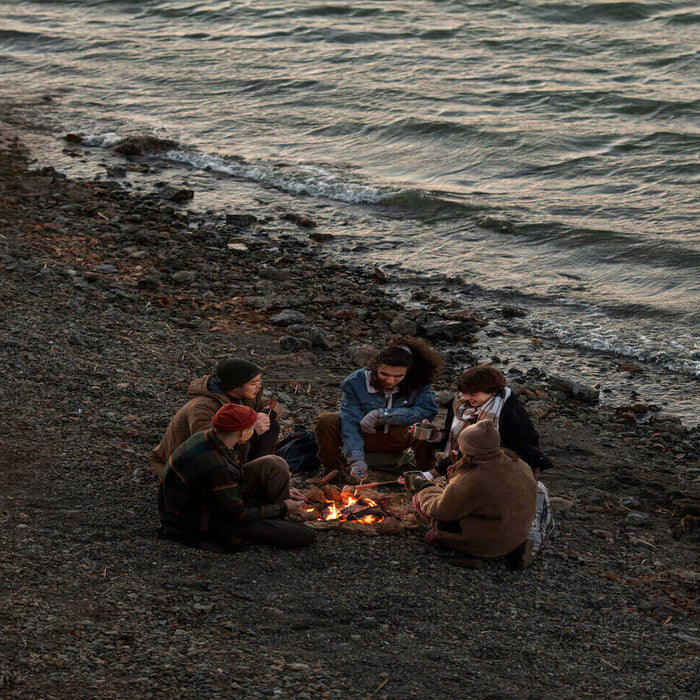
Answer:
[{"left": 1, "top": 124, "right": 698, "bottom": 699}]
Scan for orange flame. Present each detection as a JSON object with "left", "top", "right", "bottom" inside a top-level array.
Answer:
[
  {"left": 358, "top": 514, "right": 382, "bottom": 525},
  {"left": 323, "top": 502, "right": 339, "bottom": 520}
]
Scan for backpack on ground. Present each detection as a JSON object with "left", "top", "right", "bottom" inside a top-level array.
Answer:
[
  {"left": 275, "top": 428, "right": 322, "bottom": 473},
  {"left": 530, "top": 481, "right": 557, "bottom": 554}
]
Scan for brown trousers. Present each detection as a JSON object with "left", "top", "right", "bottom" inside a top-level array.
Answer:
[
  {"left": 232, "top": 456, "right": 315, "bottom": 549},
  {"left": 314, "top": 412, "right": 436, "bottom": 472}
]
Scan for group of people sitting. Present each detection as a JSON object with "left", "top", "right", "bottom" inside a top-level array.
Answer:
[{"left": 152, "top": 337, "right": 554, "bottom": 569}]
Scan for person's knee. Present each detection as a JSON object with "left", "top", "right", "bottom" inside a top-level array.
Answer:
[
  {"left": 267, "top": 455, "right": 290, "bottom": 477},
  {"left": 315, "top": 412, "right": 340, "bottom": 432}
]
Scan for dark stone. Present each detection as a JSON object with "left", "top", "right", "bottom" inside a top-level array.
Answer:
[
  {"left": 270, "top": 309, "right": 308, "bottom": 326},
  {"left": 172, "top": 270, "right": 197, "bottom": 285},
  {"left": 160, "top": 186, "right": 194, "bottom": 203},
  {"left": 390, "top": 315, "right": 417, "bottom": 335},
  {"left": 226, "top": 213, "right": 259, "bottom": 228},
  {"left": 423, "top": 319, "right": 481, "bottom": 342},
  {"left": 501, "top": 305, "right": 528, "bottom": 318},
  {"left": 280, "top": 211, "right": 316, "bottom": 229},
  {"left": 279, "top": 336, "right": 313, "bottom": 353},
  {"left": 112, "top": 136, "right": 179, "bottom": 156},
  {"left": 137, "top": 275, "right": 160, "bottom": 290},
  {"left": 309, "top": 231, "right": 334, "bottom": 242}
]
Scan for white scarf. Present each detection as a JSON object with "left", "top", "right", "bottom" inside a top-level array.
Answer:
[{"left": 445, "top": 387, "right": 512, "bottom": 454}]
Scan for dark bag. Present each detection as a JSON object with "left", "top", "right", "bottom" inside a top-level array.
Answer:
[{"left": 275, "top": 428, "right": 322, "bottom": 473}]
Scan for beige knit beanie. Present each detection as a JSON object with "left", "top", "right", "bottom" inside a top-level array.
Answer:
[{"left": 457, "top": 419, "right": 501, "bottom": 456}]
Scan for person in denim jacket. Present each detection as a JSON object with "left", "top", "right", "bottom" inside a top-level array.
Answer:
[{"left": 315, "top": 337, "right": 443, "bottom": 482}]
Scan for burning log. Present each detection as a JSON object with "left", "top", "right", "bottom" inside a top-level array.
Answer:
[
  {"left": 304, "top": 487, "right": 327, "bottom": 504},
  {"left": 345, "top": 506, "right": 384, "bottom": 522},
  {"left": 375, "top": 516, "right": 405, "bottom": 535}
]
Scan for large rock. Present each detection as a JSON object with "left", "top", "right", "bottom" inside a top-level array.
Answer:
[
  {"left": 260, "top": 266, "right": 293, "bottom": 281},
  {"left": 226, "top": 213, "right": 258, "bottom": 228},
  {"left": 390, "top": 315, "right": 417, "bottom": 336},
  {"left": 269, "top": 309, "right": 308, "bottom": 326},
  {"left": 112, "top": 136, "right": 178, "bottom": 156},
  {"left": 287, "top": 325, "right": 330, "bottom": 350},
  {"left": 279, "top": 336, "right": 313, "bottom": 353},
  {"left": 172, "top": 270, "right": 197, "bottom": 285},
  {"left": 423, "top": 319, "right": 480, "bottom": 342},
  {"left": 547, "top": 374, "right": 599, "bottom": 403},
  {"left": 649, "top": 413, "right": 686, "bottom": 436},
  {"left": 160, "top": 186, "right": 193, "bottom": 203}
]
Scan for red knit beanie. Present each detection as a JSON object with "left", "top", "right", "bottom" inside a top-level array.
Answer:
[{"left": 211, "top": 403, "right": 257, "bottom": 433}]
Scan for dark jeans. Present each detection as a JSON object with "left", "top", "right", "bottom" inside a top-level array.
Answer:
[{"left": 237, "top": 419, "right": 281, "bottom": 464}]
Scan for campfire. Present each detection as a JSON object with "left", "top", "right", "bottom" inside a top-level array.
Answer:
[
  {"left": 307, "top": 490, "right": 384, "bottom": 525},
  {"left": 300, "top": 482, "right": 418, "bottom": 536}
]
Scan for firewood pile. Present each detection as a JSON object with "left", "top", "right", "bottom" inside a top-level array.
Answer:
[{"left": 299, "top": 483, "right": 419, "bottom": 536}]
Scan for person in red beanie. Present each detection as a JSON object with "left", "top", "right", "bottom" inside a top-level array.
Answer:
[{"left": 158, "top": 403, "right": 315, "bottom": 550}]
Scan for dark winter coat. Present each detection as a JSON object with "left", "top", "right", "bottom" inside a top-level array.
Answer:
[
  {"left": 158, "top": 429, "right": 287, "bottom": 546},
  {"left": 436, "top": 394, "right": 553, "bottom": 475}
]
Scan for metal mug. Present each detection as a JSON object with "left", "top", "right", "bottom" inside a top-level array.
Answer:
[
  {"left": 412, "top": 423, "right": 438, "bottom": 441},
  {"left": 402, "top": 470, "right": 425, "bottom": 491}
]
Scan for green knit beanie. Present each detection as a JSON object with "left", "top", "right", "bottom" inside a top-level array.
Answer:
[{"left": 216, "top": 358, "right": 262, "bottom": 391}]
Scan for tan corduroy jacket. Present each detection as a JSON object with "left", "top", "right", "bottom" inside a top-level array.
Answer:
[
  {"left": 416, "top": 448, "right": 537, "bottom": 557},
  {"left": 149, "top": 375, "right": 281, "bottom": 475}
]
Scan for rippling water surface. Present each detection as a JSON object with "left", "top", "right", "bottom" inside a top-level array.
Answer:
[{"left": 1, "top": 0, "right": 698, "bottom": 420}]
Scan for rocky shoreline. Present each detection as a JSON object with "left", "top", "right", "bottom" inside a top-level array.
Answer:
[{"left": 1, "top": 123, "right": 698, "bottom": 699}]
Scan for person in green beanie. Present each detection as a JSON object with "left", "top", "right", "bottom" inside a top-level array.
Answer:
[{"left": 150, "top": 357, "right": 283, "bottom": 476}]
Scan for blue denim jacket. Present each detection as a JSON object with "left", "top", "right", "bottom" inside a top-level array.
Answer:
[{"left": 339, "top": 369, "right": 439, "bottom": 462}]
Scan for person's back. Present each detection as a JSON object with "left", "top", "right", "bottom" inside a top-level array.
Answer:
[
  {"left": 158, "top": 428, "right": 236, "bottom": 544},
  {"left": 150, "top": 375, "right": 227, "bottom": 475},
  {"left": 415, "top": 420, "right": 537, "bottom": 558}
]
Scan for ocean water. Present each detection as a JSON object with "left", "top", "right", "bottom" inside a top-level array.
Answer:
[{"left": 1, "top": 0, "right": 698, "bottom": 423}]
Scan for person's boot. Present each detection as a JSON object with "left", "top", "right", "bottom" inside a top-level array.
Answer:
[{"left": 507, "top": 538, "right": 534, "bottom": 571}]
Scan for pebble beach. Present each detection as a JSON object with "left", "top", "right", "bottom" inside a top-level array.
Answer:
[{"left": 1, "top": 122, "right": 699, "bottom": 699}]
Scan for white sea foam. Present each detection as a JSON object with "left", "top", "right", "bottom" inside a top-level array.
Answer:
[
  {"left": 162, "top": 150, "right": 384, "bottom": 205},
  {"left": 82, "top": 132, "right": 121, "bottom": 148},
  {"left": 526, "top": 317, "right": 700, "bottom": 378}
]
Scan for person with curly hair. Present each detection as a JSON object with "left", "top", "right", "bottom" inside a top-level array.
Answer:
[{"left": 315, "top": 337, "right": 443, "bottom": 482}]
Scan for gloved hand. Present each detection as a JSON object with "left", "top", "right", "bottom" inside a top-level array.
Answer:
[
  {"left": 350, "top": 460, "right": 368, "bottom": 482},
  {"left": 359, "top": 409, "right": 383, "bottom": 434}
]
